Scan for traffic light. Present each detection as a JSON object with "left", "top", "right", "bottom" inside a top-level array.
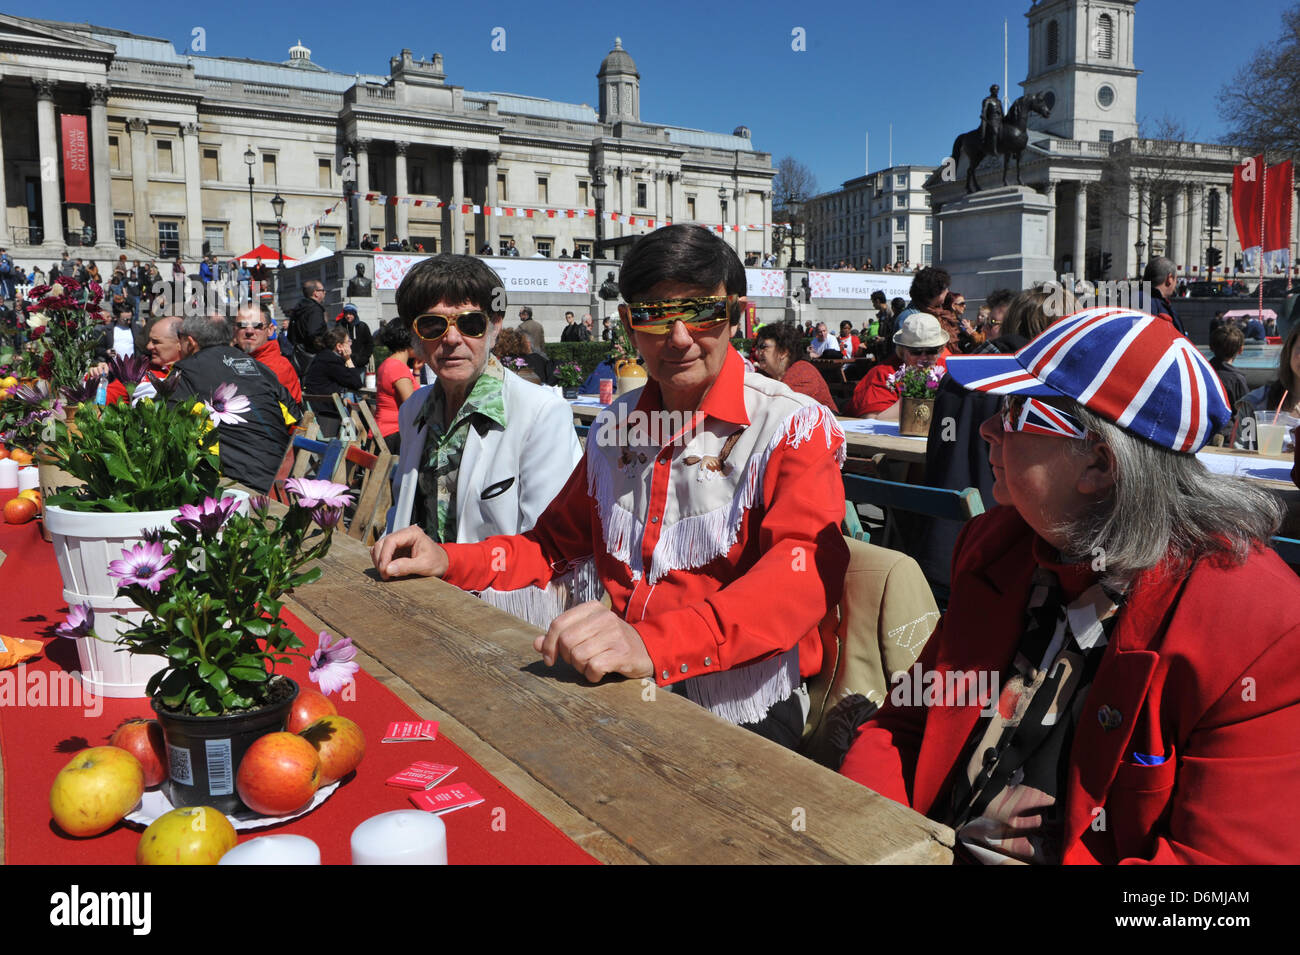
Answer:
[
  {"left": 1101, "top": 252, "right": 1112, "bottom": 273},
  {"left": 1206, "top": 247, "right": 1223, "bottom": 268}
]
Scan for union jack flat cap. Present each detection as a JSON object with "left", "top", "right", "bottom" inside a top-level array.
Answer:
[{"left": 945, "top": 307, "right": 1231, "bottom": 453}]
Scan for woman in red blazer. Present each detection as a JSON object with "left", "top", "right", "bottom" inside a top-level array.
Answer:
[{"left": 842, "top": 307, "right": 1300, "bottom": 864}]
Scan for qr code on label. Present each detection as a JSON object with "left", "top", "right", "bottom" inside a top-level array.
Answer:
[{"left": 167, "top": 742, "right": 193, "bottom": 786}]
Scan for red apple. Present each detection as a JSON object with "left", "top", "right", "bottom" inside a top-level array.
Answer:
[
  {"left": 286, "top": 687, "right": 337, "bottom": 734},
  {"left": 299, "top": 715, "right": 365, "bottom": 786},
  {"left": 4, "top": 497, "right": 37, "bottom": 524},
  {"left": 235, "top": 732, "right": 320, "bottom": 816},
  {"left": 109, "top": 718, "right": 167, "bottom": 788}
]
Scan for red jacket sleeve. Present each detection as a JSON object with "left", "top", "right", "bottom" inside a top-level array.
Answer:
[
  {"left": 631, "top": 409, "right": 850, "bottom": 684},
  {"left": 848, "top": 364, "right": 898, "bottom": 417},
  {"left": 441, "top": 456, "right": 593, "bottom": 591}
]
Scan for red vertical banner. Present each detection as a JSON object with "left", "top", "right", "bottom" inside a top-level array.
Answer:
[
  {"left": 744, "top": 301, "right": 756, "bottom": 338},
  {"left": 59, "top": 114, "right": 91, "bottom": 205},
  {"left": 1264, "top": 160, "right": 1294, "bottom": 259},
  {"left": 1232, "top": 154, "right": 1264, "bottom": 257}
]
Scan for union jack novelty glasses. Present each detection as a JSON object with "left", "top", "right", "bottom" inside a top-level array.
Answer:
[
  {"left": 1000, "top": 394, "right": 1088, "bottom": 440},
  {"left": 619, "top": 295, "right": 738, "bottom": 334}
]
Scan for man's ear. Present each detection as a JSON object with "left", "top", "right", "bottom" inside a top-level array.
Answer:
[{"left": 1076, "top": 439, "right": 1117, "bottom": 498}]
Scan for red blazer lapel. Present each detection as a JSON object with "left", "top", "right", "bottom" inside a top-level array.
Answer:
[
  {"left": 1061, "top": 563, "right": 1187, "bottom": 854},
  {"left": 912, "top": 515, "right": 1036, "bottom": 814}
]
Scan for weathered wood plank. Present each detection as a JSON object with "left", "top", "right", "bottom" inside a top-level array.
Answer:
[
  {"left": 290, "top": 533, "right": 954, "bottom": 865},
  {"left": 283, "top": 597, "right": 645, "bottom": 865}
]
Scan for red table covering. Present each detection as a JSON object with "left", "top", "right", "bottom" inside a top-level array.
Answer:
[{"left": 0, "top": 494, "right": 596, "bottom": 865}]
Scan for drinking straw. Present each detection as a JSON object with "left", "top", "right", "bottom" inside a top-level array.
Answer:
[{"left": 1276, "top": 390, "right": 1290, "bottom": 414}]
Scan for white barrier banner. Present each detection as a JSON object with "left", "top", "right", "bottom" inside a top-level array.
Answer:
[
  {"left": 808, "top": 270, "right": 911, "bottom": 301},
  {"left": 374, "top": 254, "right": 591, "bottom": 293},
  {"left": 744, "top": 268, "right": 786, "bottom": 298}
]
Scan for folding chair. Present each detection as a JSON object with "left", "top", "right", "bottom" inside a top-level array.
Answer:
[
  {"left": 1271, "top": 536, "right": 1300, "bottom": 572},
  {"left": 289, "top": 435, "right": 349, "bottom": 483},
  {"left": 340, "top": 444, "right": 395, "bottom": 545}
]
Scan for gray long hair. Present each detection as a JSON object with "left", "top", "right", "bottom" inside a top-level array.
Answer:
[{"left": 1055, "top": 401, "right": 1283, "bottom": 587}]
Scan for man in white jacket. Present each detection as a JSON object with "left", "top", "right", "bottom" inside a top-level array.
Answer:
[{"left": 384, "top": 254, "right": 584, "bottom": 622}]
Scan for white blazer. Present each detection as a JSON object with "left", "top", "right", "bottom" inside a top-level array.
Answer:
[{"left": 386, "top": 371, "right": 582, "bottom": 542}]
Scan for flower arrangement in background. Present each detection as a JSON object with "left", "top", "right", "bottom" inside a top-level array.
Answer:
[
  {"left": 887, "top": 363, "right": 945, "bottom": 400},
  {"left": 17, "top": 279, "right": 103, "bottom": 394},
  {"left": 60, "top": 481, "right": 355, "bottom": 717},
  {"left": 555, "top": 362, "right": 584, "bottom": 390}
]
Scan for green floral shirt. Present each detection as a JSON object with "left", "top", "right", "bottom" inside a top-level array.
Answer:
[{"left": 412, "top": 356, "right": 508, "bottom": 543}]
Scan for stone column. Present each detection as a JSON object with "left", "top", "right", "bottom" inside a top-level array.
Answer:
[
  {"left": 451, "top": 147, "right": 465, "bottom": 255},
  {"left": 668, "top": 172, "right": 680, "bottom": 223},
  {"left": 1186, "top": 183, "right": 1204, "bottom": 277},
  {"left": 88, "top": 84, "right": 113, "bottom": 252},
  {"left": 180, "top": 122, "right": 203, "bottom": 258},
  {"left": 393, "top": 141, "right": 409, "bottom": 242},
  {"left": 353, "top": 138, "right": 371, "bottom": 242},
  {"left": 763, "top": 189, "right": 773, "bottom": 259},
  {"left": 1170, "top": 184, "right": 1187, "bottom": 273},
  {"left": 485, "top": 150, "right": 499, "bottom": 252},
  {"left": 34, "top": 79, "right": 63, "bottom": 248},
  {"left": 619, "top": 166, "right": 631, "bottom": 242},
  {"left": 1072, "top": 181, "right": 1086, "bottom": 278},
  {"left": 126, "top": 116, "right": 150, "bottom": 250},
  {"left": 1044, "top": 180, "right": 1057, "bottom": 269},
  {"left": 654, "top": 170, "right": 665, "bottom": 227}
]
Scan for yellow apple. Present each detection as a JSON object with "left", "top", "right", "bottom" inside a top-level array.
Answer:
[
  {"left": 49, "top": 746, "right": 145, "bottom": 837},
  {"left": 136, "top": 806, "right": 237, "bottom": 865}
]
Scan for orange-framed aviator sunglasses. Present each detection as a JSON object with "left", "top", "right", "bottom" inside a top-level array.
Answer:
[
  {"left": 618, "top": 294, "right": 739, "bottom": 335},
  {"left": 411, "top": 308, "right": 491, "bottom": 342}
]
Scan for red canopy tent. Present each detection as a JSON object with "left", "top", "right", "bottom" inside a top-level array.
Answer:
[{"left": 237, "top": 244, "right": 297, "bottom": 266}]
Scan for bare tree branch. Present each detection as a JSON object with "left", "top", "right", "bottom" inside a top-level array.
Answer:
[{"left": 1218, "top": 3, "right": 1300, "bottom": 159}]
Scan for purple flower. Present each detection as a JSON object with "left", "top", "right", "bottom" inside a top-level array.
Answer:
[
  {"left": 109, "top": 352, "right": 151, "bottom": 389},
  {"left": 205, "top": 382, "right": 251, "bottom": 425},
  {"left": 174, "top": 495, "right": 240, "bottom": 536},
  {"left": 308, "top": 631, "right": 358, "bottom": 697},
  {"left": 108, "top": 541, "right": 178, "bottom": 593},
  {"left": 285, "top": 478, "right": 353, "bottom": 509},
  {"left": 55, "top": 603, "right": 95, "bottom": 640},
  {"left": 61, "top": 377, "right": 101, "bottom": 405},
  {"left": 249, "top": 494, "right": 270, "bottom": 515},
  {"left": 310, "top": 504, "right": 344, "bottom": 529}
]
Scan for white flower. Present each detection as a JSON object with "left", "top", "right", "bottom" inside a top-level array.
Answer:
[{"left": 26, "top": 312, "right": 48, "bottom": 330}]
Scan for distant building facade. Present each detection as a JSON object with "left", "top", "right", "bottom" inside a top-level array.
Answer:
[
  {"left": 805, "top": 164, "right": 937, "bottom": 269},
  {"left": 0, "top": 18, "right": 775, "bottom": 265}
]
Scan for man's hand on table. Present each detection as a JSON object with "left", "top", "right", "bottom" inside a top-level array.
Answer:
[
  {"left": 535, "top": 601, "right": 654, "bottom": 683},
  {"left": 371, "top": 526, "right": 449, "bottom": 579}
]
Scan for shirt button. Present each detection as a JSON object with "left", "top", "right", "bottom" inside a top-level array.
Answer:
[
  {"left": 661, "top": 670, "right": 669, "bottom": 681},
  {"left": 650, "top": 516, "right": 659, "bottom": 523},
  {"left": 704, "top": 656, "right": 712, "bottom": 666},
  {"left": 680, "top": 663, "right": 689, "bottom": 674}
]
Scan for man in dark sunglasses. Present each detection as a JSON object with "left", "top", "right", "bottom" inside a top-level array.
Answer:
[{"left": 374, "top": 226, "right": 850, "bottom": 749}]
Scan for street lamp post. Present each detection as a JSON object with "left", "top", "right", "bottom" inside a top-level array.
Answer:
[
  {"left": 1135, "top": 238, "right": 1146, "bottom": 280},
  {"left": 243, "top": 147, "right": 256, "bottom": 253},
  {"left": 271, "top": 193, "right": 285, "bottom": 290},
  {"left": 593, "top": 171, "right": 606, "bottom": 259},
  {"left": 718, "top": 185, "right": 729, "bottom": 247},
  {"left": 788, "top": 198, "right": 804, "bottom": 267}
]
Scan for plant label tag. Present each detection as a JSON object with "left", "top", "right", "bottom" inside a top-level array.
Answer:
[
  {"left": 409, "top": 782, "right": 484, "bottom": 815},
  {"left": 166, "top": 741, "right": 194, "bottom": 786},
  {"left": 386, "top": 761, "right": 457, "bottom": 790},
  {"left": 383, "top": 720, "right": 439, "bottom": 742}
]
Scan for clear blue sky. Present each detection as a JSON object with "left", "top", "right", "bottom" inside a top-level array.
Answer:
[{"left": 39, "top": 0, "right": 1293, "bottom": 194}]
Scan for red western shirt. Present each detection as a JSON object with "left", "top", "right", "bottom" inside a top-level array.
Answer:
[
  {"left": 252, "top": 339, "right": 302, "bottom": 404},
  {"left": 441, "top": 348, "right": 849, "bottom": 691}
]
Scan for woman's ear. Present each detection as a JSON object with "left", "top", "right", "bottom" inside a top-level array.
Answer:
[{"left": 1076, "top": 438, "right": 1117, "bottom": 498}]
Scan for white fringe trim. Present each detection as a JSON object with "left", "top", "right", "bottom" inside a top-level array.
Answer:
[
  {"left": 587, "top": 403, "right": 846, "bottom": 584},
  {"left": 477, "top": 557, "right": 605, "bottom": 630},
  {"left": 680, "top": 646, "right": 801, "bottom": 726}
]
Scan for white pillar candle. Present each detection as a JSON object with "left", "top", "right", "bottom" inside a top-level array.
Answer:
[
  {"left": 218, "top": 834, "right": 322, "bottom": 865},
  {"left": 0, "top": 459, "right": 17, "bottom": 489},
  {"left": 350, "top": 810, "right": 447, "bottom": 865},
  {"left": 17, "top": 466, "right": 39, "bottom": 492}
]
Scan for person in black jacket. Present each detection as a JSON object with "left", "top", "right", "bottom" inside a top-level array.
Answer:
[
  {"left": 168, "top": 314, "right": 300, "bottom": 493},
  {"left": 335, "top": 303, "right": 373, "bottom": 370},
  {"left": 1142, "top": 256, "right": 1188, "bottom": 337},
  {"left": 908, "top": 286, "right": 1075, "bottom": 595},
  {"left": 302, "top": 326, "right": 364, "bottom": 438},
  {"left": 284, "top": 279, "right": 329, "bottom": 354}
]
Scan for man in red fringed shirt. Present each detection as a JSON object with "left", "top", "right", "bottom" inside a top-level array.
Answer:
[{"left": 374, "top": 225, "right": 850, "bottom": 747}]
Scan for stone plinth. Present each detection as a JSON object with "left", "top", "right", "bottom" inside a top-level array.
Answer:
[{"left": 936, "top": 186, "right": 1055, "bottom": 302}]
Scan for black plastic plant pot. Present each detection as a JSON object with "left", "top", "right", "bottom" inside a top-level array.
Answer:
[{"left": 151, "top": 677, "right": 298, "bottom": 814}]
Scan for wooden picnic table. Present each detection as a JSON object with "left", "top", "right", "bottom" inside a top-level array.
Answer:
[{"left": 282, "top": 531, "right": 955, "bottom": 865}]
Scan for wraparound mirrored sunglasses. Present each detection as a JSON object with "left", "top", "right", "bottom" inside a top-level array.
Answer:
[
  {"left": 618, "top": 295, "right": 739, "bottom": 334},
  {"left": 1000, "top": 394, "right": 1087, "bottom": 440}
]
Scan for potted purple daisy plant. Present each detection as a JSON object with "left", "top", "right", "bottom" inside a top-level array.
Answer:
[{"left": 58, "top": 477, "right": 356, "bottom": 813}]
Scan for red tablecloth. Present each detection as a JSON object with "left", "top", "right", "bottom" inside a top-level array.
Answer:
[{"left": 0, "top": 494, "right": 596, "bottom": 865}]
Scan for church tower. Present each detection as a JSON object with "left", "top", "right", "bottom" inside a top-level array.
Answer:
[{"left": 1021, "top": 0, "right": 1140, "bottom": 143}]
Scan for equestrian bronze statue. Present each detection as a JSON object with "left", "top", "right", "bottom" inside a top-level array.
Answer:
[{"left": 951, "top": 90, "right": 1052, "bottom": 193}]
